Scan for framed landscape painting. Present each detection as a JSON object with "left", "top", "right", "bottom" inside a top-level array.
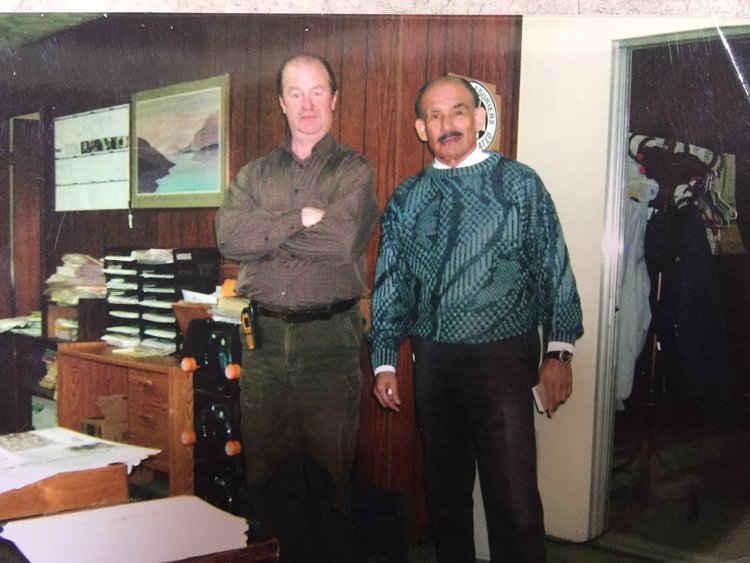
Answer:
[{"left": 130, "top": 74, "right": 228, "bottom": 208}]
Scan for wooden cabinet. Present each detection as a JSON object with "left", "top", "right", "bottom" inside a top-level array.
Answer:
[{"left": 57, "top": 342, "right": 194, "bottom": 496}]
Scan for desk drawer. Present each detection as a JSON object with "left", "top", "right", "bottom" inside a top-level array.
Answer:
[{"left": 128, "top": 371, "right": 169, "bottom": 452}]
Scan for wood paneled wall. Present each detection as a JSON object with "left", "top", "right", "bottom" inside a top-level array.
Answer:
[{"left": 0, "top": 13, "right": 522, "bottom": 538}]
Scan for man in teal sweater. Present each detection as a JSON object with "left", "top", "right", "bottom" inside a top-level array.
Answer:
[{"left": 368, "top": 76, "right": 583, "bottom": 562}]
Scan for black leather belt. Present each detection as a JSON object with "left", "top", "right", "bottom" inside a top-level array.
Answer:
[{"left": 256, "top": 298, "right": 358, "bottom": 324}]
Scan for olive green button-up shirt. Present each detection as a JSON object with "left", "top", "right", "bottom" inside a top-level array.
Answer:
[{"left": 216, "top": 134, "right": 380, "bottom": 308}]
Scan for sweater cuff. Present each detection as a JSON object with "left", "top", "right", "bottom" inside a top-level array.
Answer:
[
  {"left": 547, "top": 330, "right": 580, "bottom": 347},
  {"left": 371, "top": 348, "right": 398, "bottom": 373}
]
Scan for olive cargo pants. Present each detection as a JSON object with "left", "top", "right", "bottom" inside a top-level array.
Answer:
[{"left": 239, "top": 306, "right": 364, "bottom": 563}]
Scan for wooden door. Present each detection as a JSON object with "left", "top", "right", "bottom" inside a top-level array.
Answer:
[{"left": 10, "top": 118, "right": 45, "bottom": 316}]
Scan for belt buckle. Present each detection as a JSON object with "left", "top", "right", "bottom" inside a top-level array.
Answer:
[
  {"left": 295, "top": 309, "right": 332, "bottom": 323},
  {"left": 260, "top": 299, "right": 355, "bottom": 324}
]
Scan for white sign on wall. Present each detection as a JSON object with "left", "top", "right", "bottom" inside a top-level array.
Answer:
[
  {"left": 469, "top": 79, "right": 500, "bottom": 151},
  {"left": 449, "top": 73, "right": 502, "bottom": 152},
  {"left": 54, "top": 104, "right": 130, "bottom": 211}
]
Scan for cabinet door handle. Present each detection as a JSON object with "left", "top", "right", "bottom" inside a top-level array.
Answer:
[{"left": 138, "top": 413, "right": 155, "bottom": 422}]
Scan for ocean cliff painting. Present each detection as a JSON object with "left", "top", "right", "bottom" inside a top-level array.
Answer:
[{"left": 131, "top": 74, "right": 228, "bottom": 208}]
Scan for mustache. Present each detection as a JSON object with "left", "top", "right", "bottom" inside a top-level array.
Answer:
[{"left": 437, "top": 131, "right": 463, "bottom": 144}]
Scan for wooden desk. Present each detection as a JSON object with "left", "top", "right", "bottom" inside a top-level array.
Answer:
[
  {"left": 0, "top": 463, "right": 128, "bottom": 521},
  {"left": 57, "top": 342, "right": 194, "bottom": 495},
  {"left": 176, "top": 539, "right": 280, "bottom": 562}
]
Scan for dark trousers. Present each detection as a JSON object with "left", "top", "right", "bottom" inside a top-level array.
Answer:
[
  {"left": 240, "top": 307, "right": 364, "bottom": 563},
  {"left": 413, "top": 330, "right": 547, "bottom": 563}
]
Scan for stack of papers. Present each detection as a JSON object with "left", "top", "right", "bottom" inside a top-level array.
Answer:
[
  {"left": 0, "top": 314, "right": 42, "bottom": 335},
  {"left": 0, "top": 427, "right": 159, "bottom": 494},
  {"left": 101, "top": 332, "right": 142, "bottom": 349},
  {"left": 132, "top": 248, "right": 174, "bottom": 264},
  {"left": 45, "top": 254, "right": 106, "bottom": 305},
  {"left": 139, "top": 338, "right": 177, "bottom": 356},
  {"left": 37, "top": 348, "right": 58, "bottom": 392},
  {"left": 209, "top": 295, "right": 249, "bottom": 324}
]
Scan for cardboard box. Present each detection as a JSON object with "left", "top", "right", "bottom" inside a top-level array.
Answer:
[
  {"left": 96, "top": 394, "right": 127, "bottom": 423},
  {"left": 81, "top": 417, "right": 129, "bottom": 442},
  {"left": 83, "top": 394, "right": 129, "bottom": 441}
]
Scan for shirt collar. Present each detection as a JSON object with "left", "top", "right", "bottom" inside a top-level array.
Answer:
[
  {"left": 432, "top": 146, "right": 489, "bottom": 169},
  {"left": 282, "top": 132, "right": 335, "bottom": 162}
]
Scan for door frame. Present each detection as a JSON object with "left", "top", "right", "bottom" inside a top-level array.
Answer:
[{"left": 592, "top": 24, "right": 750, "bottom": 537}]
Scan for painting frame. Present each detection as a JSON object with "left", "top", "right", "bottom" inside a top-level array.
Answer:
[{"left": 130, "top": 74, "right": 229, "bottom": 208}]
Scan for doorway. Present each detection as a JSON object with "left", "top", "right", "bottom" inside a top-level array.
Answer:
[{"left": 601, "top": 26, "right": 750, "bottom": 559}]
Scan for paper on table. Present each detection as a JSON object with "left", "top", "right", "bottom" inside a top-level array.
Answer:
[
  {"left": 132, "top": 248, "right": 175, "bottom": 264},
  {"left": 142, "top": 312, "right": 176, "bottom": 324},
  {"left": 1, "top": 495, "right": 249, "bottom": 563},
  {"left": 101, "top": 333, "right": 142, "bottom": 348},
  {"left": 0, "top": 427, "right": 159, "bottom": 494},
  {"left": 182, "top": 288, "right": 218, "bottom": 304},
  {"left": 139, "top": 299, "right": 175, "bottom": 309}
]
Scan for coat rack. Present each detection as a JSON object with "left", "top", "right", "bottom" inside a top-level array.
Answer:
[{"left": 612, "top": 134, "right": 719, "bottom": 520}]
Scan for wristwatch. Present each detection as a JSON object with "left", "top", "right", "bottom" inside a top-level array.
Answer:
[{"left": 545, "top": 350, "right": 573, "bottom": 364}]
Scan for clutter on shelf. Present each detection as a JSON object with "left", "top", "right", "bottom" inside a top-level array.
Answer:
[
  {"left": 45, "top": 254, "right": 106, "bottom": 306},
  {"left": 101, "top": 247, "right": 220, "bottom": 355}
]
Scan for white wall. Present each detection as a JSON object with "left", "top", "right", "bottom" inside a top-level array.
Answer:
[{"left": 515, "top": 15, "right": 749, "bottom": 544}]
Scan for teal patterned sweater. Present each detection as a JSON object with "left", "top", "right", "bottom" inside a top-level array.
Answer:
[{"left": 368, "top": 152, "right": 583, "bottom": 369}]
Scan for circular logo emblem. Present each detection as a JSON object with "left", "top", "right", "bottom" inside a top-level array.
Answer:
[{"left": 470, "top": 80, "right": 498, "bottom": 151}]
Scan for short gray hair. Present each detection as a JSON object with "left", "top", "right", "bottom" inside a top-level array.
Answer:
[{"left": 414, "top": 75, "right": 480, "bottom": 118}]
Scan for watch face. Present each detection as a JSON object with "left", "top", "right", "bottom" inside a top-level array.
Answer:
[{"left": 548, "top": 350, "right": 573, "bottom": 363}]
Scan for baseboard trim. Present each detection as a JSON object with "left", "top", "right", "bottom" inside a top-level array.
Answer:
[{"left": 593, "top": 531, "right": 722, "bottom": 563}]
